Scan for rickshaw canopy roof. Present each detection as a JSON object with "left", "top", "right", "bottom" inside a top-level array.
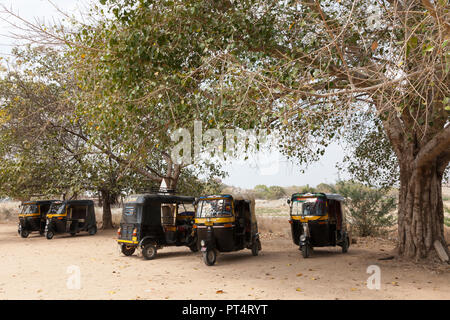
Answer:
[
  {"left": 125, "top": 194, "right": 195, "bottom": 205},
  {"left": 22, "top": 200, "right": 59, "bottom": 206},
  {"left": 61, "top": 200, "right": 95, "bottom": 206},
  {"left": 291, "top": 193, "right": 346, "bottom": 202}
]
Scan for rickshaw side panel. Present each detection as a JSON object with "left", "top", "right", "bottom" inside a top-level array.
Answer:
[{"left": 141, "top": 200, "right": 165, "bottom": 244}]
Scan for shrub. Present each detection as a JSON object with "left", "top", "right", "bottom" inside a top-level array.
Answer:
[
  {"left": 266, "top": 186, "right": 286, "bottom": 200},
  {"left": 334, "top": 181, "right": 397, "bottom": 237}
]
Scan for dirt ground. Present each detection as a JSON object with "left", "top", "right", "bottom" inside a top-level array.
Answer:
[{"left": 0, "top": 223, "right": 449, "bottom": 300}]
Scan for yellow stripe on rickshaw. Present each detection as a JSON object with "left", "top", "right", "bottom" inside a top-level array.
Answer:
[
  {"left": 195, "top": 217, "right": 235, "bottom": 224},
  {"left": 117, "top": 239, "right": 138, "bottom": 244},
  {"left": 19, "top": 213, "right": 41, "bottom": 217},
  {"left": 290, "top": 215, "right": 329, "bottom": 222},
  {"left": 47, "top": 214, "right": 67, "bottom": 218}
]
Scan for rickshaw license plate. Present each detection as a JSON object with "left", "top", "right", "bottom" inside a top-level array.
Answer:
[{"left": 201, "top": 247, "right": 207, "bottom": 252}]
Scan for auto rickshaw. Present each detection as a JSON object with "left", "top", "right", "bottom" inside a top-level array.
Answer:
[
  {"left": 288, "top": 192, "right": 350, "bottom": 258},
  {"left": 18, "top": 200, "right": 57, "bottom": 238},
  {"left": 117, "top": 194, "right": 197, "bottom": 260},
  {"left": 45, "top": 200, "right": 97, "bottom": 239},
  {"left": 195, "top": 193, "right": 261, "bottom": 266}
]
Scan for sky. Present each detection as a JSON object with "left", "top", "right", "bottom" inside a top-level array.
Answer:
[{"left": 0, "top": 0, "right": 349, "bottom": 189}]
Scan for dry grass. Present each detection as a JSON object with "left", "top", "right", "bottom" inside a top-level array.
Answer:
[{"left": 257, "top": 216, "right": 291, "bottom": 237}]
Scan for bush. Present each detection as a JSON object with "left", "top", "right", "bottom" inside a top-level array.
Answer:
[
  {"left": 267, "top": 186, "right": 286, "bottom": 200},
  {"left": 253, "top": 184, "right": 270, "bottom": 199},
  {"left": 334, "top": 181, "right": 397, "bottom": 237},
  {"left": 252, "top": 185, "right": 286, "bottom": 200}
]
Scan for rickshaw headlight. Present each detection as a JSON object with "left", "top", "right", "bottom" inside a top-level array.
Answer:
[
  {"left": 300, "top": 235, "right": 306, "bottom": 241},
  {"left": 200, "top": 240, "right": 205, "bottom": 247}
]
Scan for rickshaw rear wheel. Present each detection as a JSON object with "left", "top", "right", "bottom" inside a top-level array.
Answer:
[
  {"left": 189, "top": 243, "right": 199, "bottom": 252},
  {"left": 88, "top": 226, "right": 97, "bottom": 235},
  {"left": 203, "top": 249, "right": 216, "bottom": 266},
  {"left": 20, "top": 229, "right": 29, "bottom": 238},
  {"left": 341, "top": 237, "right": 349, "bottom": 253},
  {"left": 301, "top": 245, "right": 311, "bottom": 258},
  {"left": 251, "top": 238, "right": 261, "bottom": 256},
  {"left": 121, "top": 244, "right": 136, "bottom": 256},
  {"left": 46, "top": 231, "right": 54, "bottom": 240},
  {"left": 142, "top": 243, "right": 157, "bottom": 260},
  {"left": 70, "top": 232, "right": 76, "bottom": 237}
]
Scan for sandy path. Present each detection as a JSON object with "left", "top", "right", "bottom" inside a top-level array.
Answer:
[{"left": 0, "top": 223, "right": 448, "bottom": 300}]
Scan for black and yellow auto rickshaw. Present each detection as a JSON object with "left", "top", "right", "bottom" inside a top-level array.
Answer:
[
  {"left": 45, "top": 200, "right": 97, "bottom": 239},
  {"left": 117, "top": 194, "right": 197, "bottom": 260},
  {"left": 195, "top": 193, "right": 261, "bottom": 266},
  {"left": 18, "top": 200, "right": 57, "bottom": 238},
  {"left": 288, "top": 192, "right": 350, "bottom": 258}
]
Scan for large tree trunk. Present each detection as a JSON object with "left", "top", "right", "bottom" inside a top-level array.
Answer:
[
  {"left": 101, "top": 189, "right": 114, "bottom": 229},
  {"left": 397, "top": 160, "right": 448, "bottom": 260}
]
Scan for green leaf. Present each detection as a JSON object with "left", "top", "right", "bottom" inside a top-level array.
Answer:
[{"left": 422, "top": 45, "right": 434, "bottom": 53}]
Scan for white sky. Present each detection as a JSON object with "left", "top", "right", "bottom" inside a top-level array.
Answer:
[{"left": 0, "top": 0, "right": 348, "bottom": 189}]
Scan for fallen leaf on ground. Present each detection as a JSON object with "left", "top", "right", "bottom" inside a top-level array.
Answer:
[
  {"left": 296, "top": 273, "right": 303, "bottom": 277},
  {"left": 296, "top": 288, "right": 302, "bottom": 292},
  {"left": 216, "top": 290, "right": 224, "bottom": 294}
]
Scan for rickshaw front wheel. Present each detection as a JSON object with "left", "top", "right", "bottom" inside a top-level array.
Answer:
[
  {"left": 46, "top": 231, "right": 54, "bottom": 240},
  {"left": 20, "top": 229, "right": 29, "bottom": 238},
  {"left": 301, "top": 245, "right": 311, "bottom": 258},
  {"left": 142, "top": 243, "right": 157, "bottom": 260},
  {"left": 121, "top": 244, "right": 136, "bottom": 256},
  {"left": 203, "top": 249, "right": 216, "bottom": 266}
]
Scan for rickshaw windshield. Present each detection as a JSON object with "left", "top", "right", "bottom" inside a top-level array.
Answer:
[
  {"left": 22, "top": 204, "right": 38, "bottom": 214},
  {"left": 196, "top": 198, "right": 232, "bottom": 218},
  {"left": 291, "top": 198, "right": 326, "bottom": 216}
]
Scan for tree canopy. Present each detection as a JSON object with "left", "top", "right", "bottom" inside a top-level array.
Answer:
[{"left": 0, "top": 0, "right": 448, "bottom": 258}]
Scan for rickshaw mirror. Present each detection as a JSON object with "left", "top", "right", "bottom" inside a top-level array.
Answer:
[{"left": 287, "top": 199, "right": 291, "bottom": 204}]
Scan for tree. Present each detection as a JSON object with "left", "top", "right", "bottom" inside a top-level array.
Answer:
[
  {"left": 164, "top": 0, "right": 448, "bottom": 260},
  {"left": 0, "top": 46, "right": 135, "bottom": 228}
]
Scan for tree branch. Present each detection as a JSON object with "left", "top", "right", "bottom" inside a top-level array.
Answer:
[{"left": 415, "top": 124, "right": 450, "bottom": 169}]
